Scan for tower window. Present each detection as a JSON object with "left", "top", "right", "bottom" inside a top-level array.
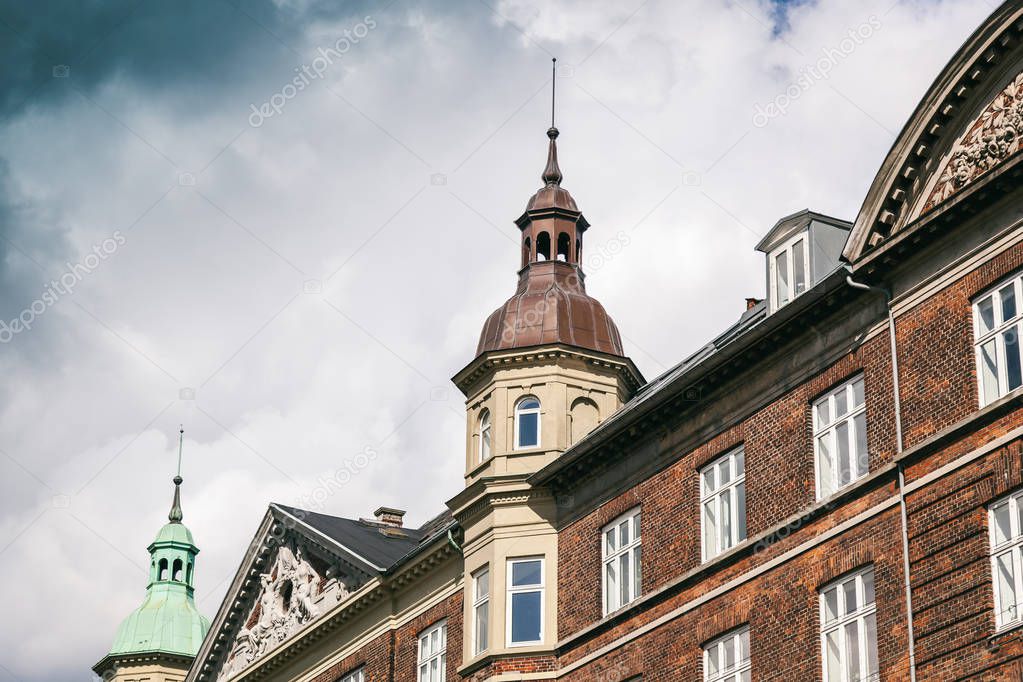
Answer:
[
  {"left": 478, "top": 409, "right": 492, "bottom": 463},
  {"left": 514, "top": 397, "right": 541, "bottom": 450},
  {"left": 187, "top": 562, "right": 193, "bottom": 584},
  {"left": 522, "top": 236, "right": 531, "bottom": 269},
  {"left": 557, "top": 232, "right": 571, "bottom": 262},
  {"left": 172, "top": 558, "right": 183, "bottom": 581},
  {"left": 536, "top": 232, "right": 551, "bottom": 262},
  {"left": 158, "top": 558, "right": 168, "bottom": 581},
  {"left": 507, "top": 557, "right": 544, "bottom": 646}
]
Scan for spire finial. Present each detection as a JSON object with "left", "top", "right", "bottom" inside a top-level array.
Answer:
[
  {"left": 169, "top": 427, "right": 184, "bottom": 523},
  {"left": 542, "top": 58, "right": 563, "bottom": 186},
  {"left": 551, "top": 57, "right": 557, "bottom": 129}
]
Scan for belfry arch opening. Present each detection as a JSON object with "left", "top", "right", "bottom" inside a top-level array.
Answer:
[
  {"left": 557, "top": 232, "right": 571, "bottom": 262},
  {"left": 158, "top": 558, "right": 168, "bottom": 581},
  {"left": 536, "top": 232, "right": 551, "bottom": 262}
]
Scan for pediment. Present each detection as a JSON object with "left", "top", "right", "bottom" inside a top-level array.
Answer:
[
  {"left": 191, "top": 507, "right": 375, "bottom": 682},
  {"left": 845, "top": 2, "right": 1023, "bottom": 265}
]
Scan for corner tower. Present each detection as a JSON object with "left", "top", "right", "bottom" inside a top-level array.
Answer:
[
  {"left": 455, "top": 124, "right": 643, "bottom": 482},
  {"left": 449, "top": 119, "right": 643, "bottom": 673},
  {"left": 93, "top": 434, "right": 210, "bottom": 681}
]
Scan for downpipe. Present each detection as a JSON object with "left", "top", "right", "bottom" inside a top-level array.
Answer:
[{"left": 846, "top": 272, "right": 916, "bottom": 682}]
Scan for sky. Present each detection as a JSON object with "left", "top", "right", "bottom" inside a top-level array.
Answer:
[{"left": 0, "top": 0, "right": 999, "bottom": 679}]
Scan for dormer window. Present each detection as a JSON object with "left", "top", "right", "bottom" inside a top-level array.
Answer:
[
  {"left": 770, "top": 231, "right": 808, "bottom": 310},
  {"left": 757, "top": 211, "right": 852, "bottom": 314}
]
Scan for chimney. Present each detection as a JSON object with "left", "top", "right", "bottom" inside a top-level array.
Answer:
[
  {"left": 374, "top": 506, "right": 406, "bottom": 528},
  {"left": 745, "top": 297, "right": 762, "bottom": 311}
]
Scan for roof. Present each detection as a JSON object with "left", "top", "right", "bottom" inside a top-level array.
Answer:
[
  {"left": 272, "top": 504, "right": 455, "bottom": 574},
  {"left": 530, "top": 266, "right": 858, "bottom": 486},
  {"left": 476, "top": 261, "right": 625, "bottom": 356},
  {"left": 754, "top": 208, "right": 852, "bottom": 253}
]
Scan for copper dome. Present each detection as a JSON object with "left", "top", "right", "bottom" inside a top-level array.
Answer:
[
  {"left": 476, "top": 261, "right": 625, "bottom": 356},
  {"left": 475, "top": 126, "right": 625, "bottom": 358}
]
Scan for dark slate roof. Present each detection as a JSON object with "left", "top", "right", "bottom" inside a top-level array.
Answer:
[
  {"left": 272, "top": 504, "right": 454, "bottom": 574},
  {"left": 561, "top": 298, "right": 769, "bottom": 453}
]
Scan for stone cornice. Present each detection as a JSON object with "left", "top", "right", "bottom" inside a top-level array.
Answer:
[
  {"left": 846, "top": 2, "right": 1023, "bottom": 262},
  {"left": 451, "top": 344, "right": 644, "bottom": 398}
]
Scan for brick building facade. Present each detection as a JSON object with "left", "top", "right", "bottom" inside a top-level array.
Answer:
[{"left": 188, "top": 2, "right": 1023, "bottom": 680}]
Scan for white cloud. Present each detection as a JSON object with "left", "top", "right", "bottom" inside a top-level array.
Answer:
[{"left": 0, "top": 0, "right": 994, "bottom": 679}]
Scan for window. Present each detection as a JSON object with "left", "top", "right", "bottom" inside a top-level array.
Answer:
[
  {"left": 172, "top": 558, "right": 183, "bottom": 581},
  {"left": 770, "top": 231, "right": 809, "bottom": 310},
  {"left": 701, "top": 447, "right": 747, "bottom": 561},
  {"left": 603, "top": 508, "right": 642, "bottom": 614},
  {"left": 157, "top": 558, "right": 168, "bottom": 581},
  {"left": 478, "top": 409, "right": 492, "bottom": 462},
  {"left": 989, "top": 491, "right": 1023, "bottom": 628},
  {"left": 704, "top": 627, "right": 751, "bottom": 682},
  {"left": 514, "top": 397, "right": 541, "bottom": 450},
  {"left": 340, "top": 668, "right": 364, "bottom": 682},
  {"left": 814, "top": 376, "right": 867, "bottom": 500},
  {"left": 536, "top": 231, "right": 551, "bottom": 261},
  {"left": 975, "top": 274, "right": 1023, "bottom": 406},
  {"left": 820, "top": 568, "right": 879, "bottom": 682},
  {"left": 417, "top": 621, "right": 446, "bottom": 682},
  {"left": 473, "top": 567, "right": 490, "bottom": 655},
  {"left": 507, "top": 557, "right": 544, "bottom": 646}
]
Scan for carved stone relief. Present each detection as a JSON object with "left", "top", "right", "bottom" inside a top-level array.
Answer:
[
  {"left": 218, "top": 540, "right": 349, "bottom": 680},
  {"left": 924, "top": 71, "right": 1023, "bottom": 212}
]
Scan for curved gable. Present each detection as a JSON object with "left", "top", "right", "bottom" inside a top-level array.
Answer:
[{"left": 845, "top": 1, "right": 1023, "bottom": 264}]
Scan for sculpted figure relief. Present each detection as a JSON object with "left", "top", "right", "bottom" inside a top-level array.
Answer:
[
  {"left": 925, "top": 71, "right": 1023, "bottom": 212},
  {"left": 218, "top": 542, "right": 332, "bottom": 680}
]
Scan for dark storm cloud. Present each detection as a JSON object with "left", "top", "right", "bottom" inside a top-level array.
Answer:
[{"left": 0, "top": 0, "right": 382, "bottom": 120}]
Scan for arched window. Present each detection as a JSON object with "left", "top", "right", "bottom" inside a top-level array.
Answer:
[
  {"left": 576, "top": 238, "right": 581, "bottom": 263},
  {"left": 515, "top": 396, "right": 541, "bottom": 449},
  {"left": 479, "top": 409, "right": 492, "bottom": 462},
  {"left": 557, "top": 232, "right": 571, "bottom": 262},
  {"left": 158, "top": 558, "right": 168, "bottom": 581},
  {"left": 172, "top": 558, "right": 183, "bottom": 582},
  {"left": 522, "top": 236, "right": 531, "bottom": 268},
  {"left": 186, "top": 562, "right": 194, "bottom": 585},
  {"left": 536, "top": 232, "right": 551, "bottom": 262}
]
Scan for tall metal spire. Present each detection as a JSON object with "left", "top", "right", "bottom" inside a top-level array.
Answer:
[
  {"left": 542, "top": 58, "right": 563, "bottom": 186},
  {"left": 168, "top": 426, "right": 184, "bottom": 523}
]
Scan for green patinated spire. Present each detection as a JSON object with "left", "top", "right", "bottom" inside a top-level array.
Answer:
[{"left": 102, "top": 429, "right": 210, "bottom": 660}]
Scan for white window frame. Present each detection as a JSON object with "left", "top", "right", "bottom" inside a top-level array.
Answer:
[
  {"left": 478, "top": 408, "right": 492, "bottom": 463},
  {"left": 514, "top": 396, "right": 541, "bottom": 450},
  {"left": 769, "top": 229, "right": 810, "bottom": 312},
  {"left": 602, "top": 508, "right": 642, "bottom": 615},
  {"left": 989, "top": 491, "right": 1023, "bottom": 629},
  {"left": 703, "top": 626, "right": 751, "bottom": 682},
  {"left": 340, "top": 668, "right": 364, "bottom": 682},
  {"left": 974, "top": 273, "right": 1023, "bottom": 407},
  {"left": 813, "top": 376, "right": 867, "bottom": 501},
  {"left": 472, "top": 566, "right": 490, "bottom": 656},
  {"left": 417, "top": 620, "right": 447, "bottom": 682},
  {"left": 701, "top": 446, "right": 747, "bottom": 562},
  {"left": 506, "top": 556, "right": 545, "bottom": 647},
  {"left": 819, "top": 567, "right": 879, "bottom": 682}
]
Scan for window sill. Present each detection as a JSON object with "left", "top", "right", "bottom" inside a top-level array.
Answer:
[
  {"left": 456, "top": 645, "right": 556, "bottom": 676},
  {"left": 988, "top": 621, "right": 1023, "bottom": 651}
]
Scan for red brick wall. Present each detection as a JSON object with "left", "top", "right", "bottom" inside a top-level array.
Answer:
[
  {"left": 898, "top": 242, "right": 1023, "bottom": 449},
  {"left": 393, "top": 592, "right": 463, "bottom": 681},
  {"left": 558, "top": 330, "right": 895, "bottom": 637}
]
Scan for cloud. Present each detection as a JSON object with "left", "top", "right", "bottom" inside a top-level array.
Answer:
[{"left": 0, "top": 0, "right": 995, "bottom": 679}]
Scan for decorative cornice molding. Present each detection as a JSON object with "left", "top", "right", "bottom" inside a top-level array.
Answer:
[
  {"left": 452, "top": 344, "right": 644, "bottom": 397},
  {"left": 844, "top": 4, "right": 1023, "bottom": 263}
]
